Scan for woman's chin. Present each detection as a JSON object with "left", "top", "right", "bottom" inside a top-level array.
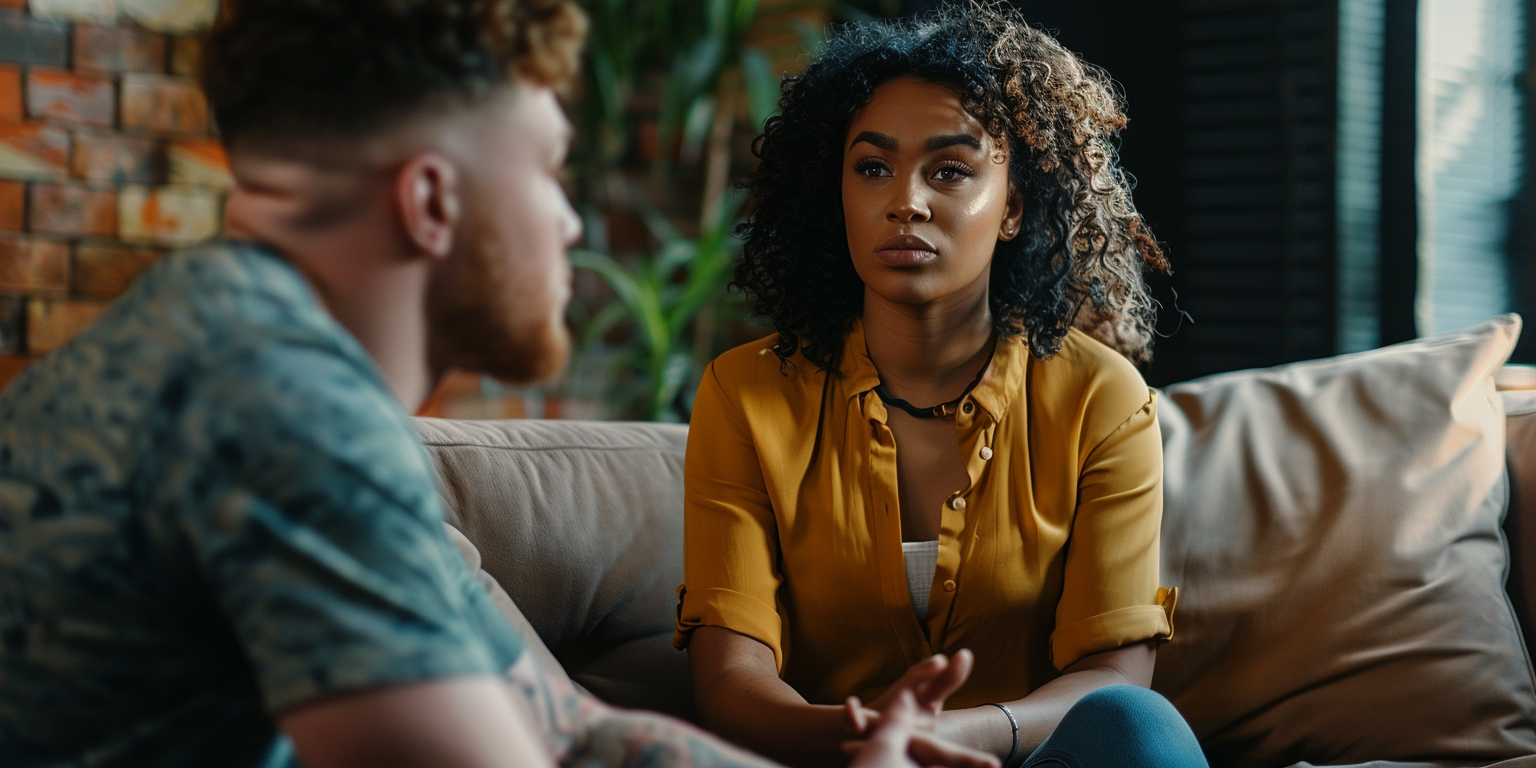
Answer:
[{"left": 862, "top": 277, "right": 955, "bottom": 308}]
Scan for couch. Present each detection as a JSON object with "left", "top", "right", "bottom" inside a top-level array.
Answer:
[{"left": 416, "top": 315, "right": 1536, "bottom": 768}]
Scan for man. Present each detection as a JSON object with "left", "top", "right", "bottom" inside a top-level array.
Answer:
[{"left": 0, "top": 0, "right": 996, "bottom": 766}]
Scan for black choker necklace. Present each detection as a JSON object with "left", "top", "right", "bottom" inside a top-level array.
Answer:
[{"left": 875, "top": 343, "right": 995, "bottom": 420}]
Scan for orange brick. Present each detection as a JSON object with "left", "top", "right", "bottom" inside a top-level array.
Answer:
[
  {"left": 167, "top": 138, "right": 229, "bottom": 187},
  {"left": 0, "top": 236, "right": 67, "bottom": 292},
  {"left": 0, "top": 179, "right": 22, "bottom": 229},
  {"left": 73, "top": 22, "right": 165, "bottom": 73},
  {"left": 26, "top": 298, "right": 105, "bottom": 353},
  {"left": 118, "top": 184, "right": 218, "bottom": 244},
  {"left": 72, "top": 131, "right": 154, "bottom": 183},
  {"left": 121, "top": 73, "right": 205, "bottom": 133},
  {"left": 0, "top": 65, "right": 20, "bottom": 123},
  {"left": 25, "top": 68, "right": 114, "bottom": 126},
  {"left": 29, "top": 183, "right": 115, "bottom": 236},
  {"left": 0, "top": 122, "right": 68, "bottom": 179},
  {"left": 0, "top": 0, "right": 26, "bottom": 10},
  {"left": 73, "top": 242, "right": 159, "bottom": 299},
  {"left": 0, "top": 356, "right": 29, "bottom": 392}
]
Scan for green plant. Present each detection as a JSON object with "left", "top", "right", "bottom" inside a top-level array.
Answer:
[
  {"left": 569, "top": 190, "right": 741, "bottom": 421},
  {"left": 563, "top": 0, "right": 820, "bottom": 420}
]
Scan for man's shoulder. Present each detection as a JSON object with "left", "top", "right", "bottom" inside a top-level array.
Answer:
[
  {"left": 126, "top": 239, "right": 337, "bottom": 343},
  {"left": 1, "top": 239, "right": 411, "bottom": 501}
]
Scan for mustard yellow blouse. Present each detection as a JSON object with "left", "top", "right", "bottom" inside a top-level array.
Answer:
[{"left": 674, "top": 321, "right": 1175, "bottom": 709}]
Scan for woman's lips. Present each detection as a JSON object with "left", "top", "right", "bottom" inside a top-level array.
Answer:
[
  {"left": 875, "top": 248, "right": 938, "bottom": 267},
  {"left": 873, "top": 234, "right": 938, "bottom": 267}
]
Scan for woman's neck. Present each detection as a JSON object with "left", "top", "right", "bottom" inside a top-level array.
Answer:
[{"left": 862, "top": 281, "right": 995, "bottom": 407}]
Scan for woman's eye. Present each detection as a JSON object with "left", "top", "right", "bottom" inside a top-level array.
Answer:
[
  {"left": 933, "top": 165, "right": 972, "bottom": 182},
  {"left": 854, "top": 162, "right": 889, "bottom": 178}
]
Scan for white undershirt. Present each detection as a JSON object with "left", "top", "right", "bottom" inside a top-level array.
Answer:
[{"left": 901, "top": 540, "right": 940, "bottom": 622}]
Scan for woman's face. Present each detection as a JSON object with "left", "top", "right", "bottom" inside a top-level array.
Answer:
[{"left": 842, "top": 77, "right": 1023, "bottom": 309}]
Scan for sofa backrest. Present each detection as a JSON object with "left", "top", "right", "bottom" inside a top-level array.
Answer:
[
  {"left": 415, "top": 411, "right": 1536, "bottom": 675},
  {"left": 414, "top": 416, "right": 694, "bottom": 720}
]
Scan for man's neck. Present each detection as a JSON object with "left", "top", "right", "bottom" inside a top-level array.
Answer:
[
  {"left": 302, "top": 255, "right": 437, "bottom": 411},
  {"left": 861, "top": 276, "right": 995, "bottom": 406},
  {"left": 224, "top": 179, "right": 437, "bottom": 412}
]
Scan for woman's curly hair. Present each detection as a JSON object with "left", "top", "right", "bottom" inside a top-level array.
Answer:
[{"left": 733, "top": 1, "right": 1168, "bottom": 371}]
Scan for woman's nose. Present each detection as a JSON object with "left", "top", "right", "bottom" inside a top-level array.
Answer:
[
  {"left": 884, "top": 170, "right": 927, "bottom": 222},
  {"left": 886, "top": 174, "right": 930, "bottom": 224}
]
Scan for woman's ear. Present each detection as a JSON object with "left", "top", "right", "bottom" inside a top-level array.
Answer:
[{"left": 998, "top": 183, "right": 1024, "bottom": 242}]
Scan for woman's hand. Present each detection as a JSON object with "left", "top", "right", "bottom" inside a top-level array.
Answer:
[
  {"left": 847, "top": 690, "right": 999, "bottom": 768},
  {"left": 843, "top": 649, "right": 976, "bottom": 736}
]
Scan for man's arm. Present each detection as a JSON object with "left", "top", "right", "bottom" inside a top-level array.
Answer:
[{"left": 281, "top": 674, "right": 552, "bottom": 768}]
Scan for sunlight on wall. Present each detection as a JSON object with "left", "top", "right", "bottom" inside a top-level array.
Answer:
[{"left": 1418, "top": 0, "right": 1523, "bottom": 335}]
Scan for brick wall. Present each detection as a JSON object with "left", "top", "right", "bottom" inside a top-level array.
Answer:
[{"left": 0, "top": 0, "right": 222, "bottom": 390}]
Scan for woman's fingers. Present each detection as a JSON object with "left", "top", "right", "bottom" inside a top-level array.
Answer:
[
  {"left": 870, "top": 689, "right": 919, "bottom": 745},
  {"left": 878, "top": 657, "right": 946, "bottom": 709},
  {"left": 875, "top": 654, "right": 947, "bottom": 708},
  {"left": 914, "top": 648, "right": 974, "bottom": 709},
  {"left": 848, "top": 690, "right": 920, "bottom": 768},
  {"left": 845, "top": 696, "right": 871, "bottom": 735},
  {"left": 906, "top": 732, "right": 1001, "bottom": 768}
]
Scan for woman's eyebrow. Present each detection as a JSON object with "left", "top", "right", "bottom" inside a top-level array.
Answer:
[
  {"left": 849, "top": 131, "right": 897, "bottom": 151},
  {"left": 847, "top": 131, "right": 983, "bottom": 152},
  {"left": 926, "top": 133, "right": 982, "bottom": 151}
]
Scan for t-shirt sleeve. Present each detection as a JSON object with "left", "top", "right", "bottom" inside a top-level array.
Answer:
[
  {"left": 168, "top": 341, "right": 522, "bottom": 714},
  {"left": 1050, "top": 388, "right": 1176, "bottom": 670},
  {"left": 673, "top": 362, "right": 786, "bottom": 668}
]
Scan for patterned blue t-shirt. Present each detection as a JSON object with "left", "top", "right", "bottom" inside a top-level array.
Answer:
[{"left": 0, "top": 241, "right": 524, "bottom": 767}]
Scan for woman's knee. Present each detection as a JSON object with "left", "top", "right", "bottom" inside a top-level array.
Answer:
[
  {"left": 1047, "top": 685, "right": 1205, "bottom": 767},
  {"left": 1069, "top": 684, "right": 1181, "bottom": 733}
]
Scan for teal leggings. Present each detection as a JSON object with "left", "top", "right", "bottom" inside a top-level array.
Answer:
[{"left": 1021, "top": 686, "right": 1208, "bottom": 768}]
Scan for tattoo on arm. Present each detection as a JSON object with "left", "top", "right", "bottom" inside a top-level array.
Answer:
[{"left": 502, "top": 653, "right": 784, "bottom": 768}]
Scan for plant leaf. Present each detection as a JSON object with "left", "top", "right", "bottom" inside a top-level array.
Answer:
[
  {"left": 569, "top": 249, "right": 670, "bottom": 357},
  {"left": 741, "top": 47, "right": 780, "bottom": 131}
]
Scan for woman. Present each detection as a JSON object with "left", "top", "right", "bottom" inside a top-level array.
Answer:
[{"left": 674, "top": 5, "right": 1205, "bottom": 768}]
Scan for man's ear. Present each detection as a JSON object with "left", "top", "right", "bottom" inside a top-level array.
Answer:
[
  {"left": 395, "top": 152, "right": 461, "bottom": 260},
  {"left": 998, "top": 182, "right": 1024, "bottom": 242}
]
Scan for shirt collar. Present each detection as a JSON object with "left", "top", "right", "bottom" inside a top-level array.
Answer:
[{"left": 838, "top": 318, "right": 1024, "bottom": 424}]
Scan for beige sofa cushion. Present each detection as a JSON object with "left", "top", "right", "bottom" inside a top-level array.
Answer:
[
  {"left": 415, "top": 417, "right": 693, "bottom": 720},
  {"left": 1155, "top": 315, "right": 1536, "bottom": 767},
  {"left": 1502, "top": 385, "right": 1536, "bottom": 652},
  {"left": 443, "top": 524, "right": 570, "bottom": 681}
]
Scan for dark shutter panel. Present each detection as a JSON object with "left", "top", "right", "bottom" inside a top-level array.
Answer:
[{"left": 1176, "top": 0, "right": 1339, "bottom": 375}]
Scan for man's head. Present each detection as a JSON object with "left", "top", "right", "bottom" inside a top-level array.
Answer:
[{"left": 203, "top": 0, "right": 586, "bottom": 385}]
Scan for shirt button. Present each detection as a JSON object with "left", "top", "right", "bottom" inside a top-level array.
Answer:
[
  {"left": 949, "top": 496, "right": 967, "bottom": 511},
  {"left": 980, "top": 446, "right": 993, "bottom": 460},
  {"left": 962, "top": 401, "right": 974, "bottom": 414},
  {"left": 943, "top": 580, "right": 957, "bottom": 592}
]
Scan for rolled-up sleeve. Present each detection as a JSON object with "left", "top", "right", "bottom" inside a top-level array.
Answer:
[
  {"left": 1050, "top": 390, "right": 1176, "bottom": 670},
  {"left": 674, "top": 363, "right": 786, "bottom": 668}
]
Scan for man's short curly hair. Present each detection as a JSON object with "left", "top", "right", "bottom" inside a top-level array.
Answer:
[
  {"left": 203, "top": 0, "right": 586, "bottom": 152},
  {"left": 733, "top": 1, "right": 1168, "bottom": 370}
]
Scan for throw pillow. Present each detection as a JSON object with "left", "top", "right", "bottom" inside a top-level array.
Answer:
[{"left": 1154, "top": 314, "right": 1536, "bottom": 767}]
